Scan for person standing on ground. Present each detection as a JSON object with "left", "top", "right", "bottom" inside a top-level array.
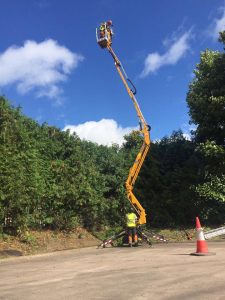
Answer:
[{"left": 126, "top": 209, "right": 138, "bottom": 247}]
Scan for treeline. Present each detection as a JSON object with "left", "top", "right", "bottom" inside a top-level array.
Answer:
[
  {"left": 0, "top": 99, "right": 130, "bottom": 232},
  {"left": 0, "top": 33, "right": 224, "bottom": 234}
]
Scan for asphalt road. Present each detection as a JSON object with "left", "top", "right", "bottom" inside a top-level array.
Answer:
[{"left": 0, "top": 241, "right": 225, "bottom": 300}]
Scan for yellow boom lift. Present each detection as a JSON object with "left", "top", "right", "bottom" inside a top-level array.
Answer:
[{"left": 96, "top": 21, "right": 166, "bottom": 247}]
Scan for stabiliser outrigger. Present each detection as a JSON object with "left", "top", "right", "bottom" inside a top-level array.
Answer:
[{"left": 96, "top": 21, "right": 167, "bottom": 248}]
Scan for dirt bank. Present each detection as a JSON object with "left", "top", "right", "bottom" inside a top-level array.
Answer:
[{"left": 0, "top": 228, "right": 100, "bottom": 258}]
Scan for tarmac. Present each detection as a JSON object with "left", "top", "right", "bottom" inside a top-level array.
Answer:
[{"left": 0, "top": 241, "right": 225, "bottom": 300}]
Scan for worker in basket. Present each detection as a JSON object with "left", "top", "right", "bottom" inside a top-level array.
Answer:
[
  {"left": 126, "top": 208, "right": 138, "bottom": 247},
  {"left": 99, "top": 20, "right": 113, "bottom": 39},
  {"left": 106, "top": 20, "right": 113, "bottom": 39},
  {"left": 99, "top": 23, "right": 105, "bottom": 38}
]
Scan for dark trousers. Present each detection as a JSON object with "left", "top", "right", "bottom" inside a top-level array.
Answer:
[{"left": 127, "top": 227, "right": 137, "bottom": 243}]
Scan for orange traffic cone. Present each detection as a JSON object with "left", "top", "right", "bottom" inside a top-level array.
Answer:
[{"left": 190, "top": 217, "right": 215, "bottom": 256}]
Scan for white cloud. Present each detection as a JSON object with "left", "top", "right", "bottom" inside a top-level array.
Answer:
[
  {"left": 0, "top": 39, "right": 84, "bottom": 99},
  {"left": 141, "top": 30, "right": 192, "bottom": 77},
  {"left": 182, "top": 133, "right": 191, "bottom": 141},
  {"left": 63, "top": 119, "right": 137, "bottom": 146},
  {"left": 210, "top": 6, "right": 225, "bottom": 39},
  {"left": 182, "top": 123, "right": 196, "bottom": 140}
]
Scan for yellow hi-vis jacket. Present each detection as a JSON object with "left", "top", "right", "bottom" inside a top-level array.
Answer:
[{"left": 126, "top": 212, "right": 137, "bottom": 228}]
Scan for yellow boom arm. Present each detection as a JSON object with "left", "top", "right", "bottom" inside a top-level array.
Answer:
[{"left": 97, "top": 23, "right": 151, "bottom": 225}]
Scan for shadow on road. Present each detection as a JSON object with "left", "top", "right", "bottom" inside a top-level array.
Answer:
[{"left": 0, "top": 249, "right": 23, "bottom": 257}]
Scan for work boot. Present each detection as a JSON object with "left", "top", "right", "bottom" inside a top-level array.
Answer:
[{"left": 129, "top": 243, "right": 132, "bottom": 247}]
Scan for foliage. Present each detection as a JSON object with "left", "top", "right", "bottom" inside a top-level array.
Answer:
[
  {"left": 187, "top": 47, "right": 225, "bottom": 144},
  {"left": 0, "top": 97, "right": 127, "bottom": 232},
  {"left": 195, "top": 175, "right": 225, "bottom": 202},
  {"left": 186, "top": 32, "right": 225, "bottom": 223},
  {"left": 135, "top": 130, "right": 201, "bottom": 226},
  {"left": 20, "top": 231, "right": 37, "bottom": 245}
]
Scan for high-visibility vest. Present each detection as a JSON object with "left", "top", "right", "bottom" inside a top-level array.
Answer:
[{"left": 126, "top": 212, "right": 137, "bottom": 227}]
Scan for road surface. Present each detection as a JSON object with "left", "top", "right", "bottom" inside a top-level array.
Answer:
[{"left": 0, "top": 241, "right": 225, "bottom": 300}]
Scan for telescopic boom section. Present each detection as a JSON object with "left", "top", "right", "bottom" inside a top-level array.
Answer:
[{"left": 97, "top": 22, "right": 151, "bottom": 225}]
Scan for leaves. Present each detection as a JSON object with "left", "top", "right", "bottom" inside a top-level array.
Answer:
[
  {"left": 186, "top": 32, "right": 225, "bottom": 223},
  {"left": 195, "top": 175, "right": 225, "bottom": 202}
]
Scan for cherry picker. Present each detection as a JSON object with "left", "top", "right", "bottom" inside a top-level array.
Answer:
[{"left": 96, "top": 21, "right": 166, "bottom": 247}]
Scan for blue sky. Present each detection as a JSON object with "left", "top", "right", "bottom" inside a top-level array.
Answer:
[{"left": 0, "top": 0, "right": 224, "bottom": 145}]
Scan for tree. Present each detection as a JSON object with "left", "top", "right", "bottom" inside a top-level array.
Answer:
[
  {"left": 186, "top": 32, "right": 225, "bottom": 223},
  {"left": 135, "top": 131, "right": 201, "bottom": 226},
  {"left": 0, "top": 97, "right": 45, "bottom": 232},
  {"left": 187, "top": 33, "right": 225, "bottom": 145}
]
